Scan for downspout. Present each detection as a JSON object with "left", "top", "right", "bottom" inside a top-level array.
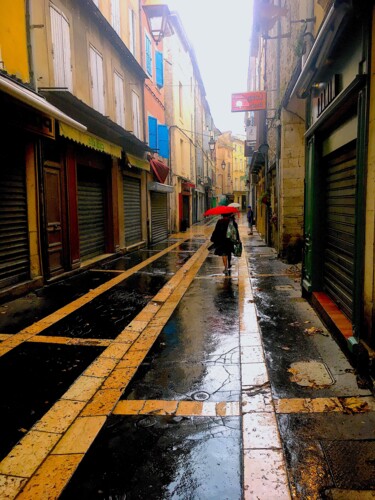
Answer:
[
  {"left": 138, "top": 0, "right": 147, "bottom": 144},
  {"left": 263, "top": 37, "right": 270, "bottom": 245},
  {"left": 26, "top": 0, "right": 36, "bottom": 89},
  {"left": 276, "top": 0, "right": 281, "bottom": 255},
  {"left": 139, "top": 0, "right": 151, "bottom": 241}
]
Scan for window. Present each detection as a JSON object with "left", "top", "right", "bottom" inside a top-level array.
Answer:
[
  {"left": 132, "top": 91, "right": 141, "bottom": 138},
  {"left": 145, "top": 35, "right": 152, "bottom": 77},
  {"left": 50, "top": 4, "right": 72, "bottom": 91},
  {"left": 155, "top": 51, "right": 164, "bottom": 88},
  {"left": 129, "top": 8, "right": 136, "bottom": 55},
  {"left": 89, "top": 45, "right": 105, "bottom": 114},
  {"left": 111, "top": 0, "right": 120, "bottom": 35},
  {"left": 114, "top": 71, "right": 125, "bottom": 128}
]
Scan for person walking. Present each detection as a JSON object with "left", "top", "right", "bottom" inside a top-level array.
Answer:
[
  {"left": 210, "top": 213, "right": 240, "bottom": 274},
  {"left": 247, "top": 205, "right": 254, "bottom": 235}
]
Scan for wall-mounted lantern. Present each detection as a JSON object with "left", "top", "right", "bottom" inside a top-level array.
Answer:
[
  {"left": 208, "top": 136, "right": 216, "bottom": 158},
  {"left": 143, "top": 1, "right": 173, "bottom": 44}
]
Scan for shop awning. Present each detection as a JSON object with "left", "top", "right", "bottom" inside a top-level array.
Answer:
[
  {"left": 39, "top": 89, "right": 152, "bottom": 155},
  {"left": 126, "top": 153, "right": 150, "bottom": 172},
  {"left": 147, "top": 182, "right": 173, "bottom": 193},
  {"left": 0, "top": 75, "right": 86, "bottom": 131},
  {"left": 182, "top": 181, "right": 196, "bottom": 189},
  {"left": 59, "top": 122, "right": 122, "bottom": 158},
  {"left": 150, "top": 158, "right": 170, "bottom": 183}
]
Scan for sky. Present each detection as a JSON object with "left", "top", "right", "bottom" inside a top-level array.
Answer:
[{"left": 165, "top": 0, "right": 253, "bottom": 137}]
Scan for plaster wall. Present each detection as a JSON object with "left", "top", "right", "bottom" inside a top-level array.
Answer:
[
  {"left": 30, "top": 0, "right": 144, "bottom": 138},
  {"left": 0, "top": 0, "right": 29, "bottom": 82}
]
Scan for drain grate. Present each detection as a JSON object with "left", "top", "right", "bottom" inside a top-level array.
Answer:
[{"left": 191, "top": 391, "right": 210, "bottom": 401}]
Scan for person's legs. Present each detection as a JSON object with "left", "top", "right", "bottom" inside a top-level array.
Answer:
[
  {"left": 222, "top": 255, "right": 228, "bottom": 273},
  {"left": 228, "top": 252, "right": 232, "bottom": 268}
]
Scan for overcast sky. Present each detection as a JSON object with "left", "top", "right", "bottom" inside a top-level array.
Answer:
[{"left": 165, "top": 0, "right": 253, "bottom": 137}]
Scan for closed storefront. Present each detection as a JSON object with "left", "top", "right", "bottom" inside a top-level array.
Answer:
[
  {"left": 77, "top": 166, "right": 106, "bottom": 260},
  {"left": 0, "top": 147, "right": 29, "bottom": 289},
  {"left": 299, "top": 2, "right": 371, "bottom": 347},
  {"left": 150, "top": 192, "right": 168, "bottom": 243},
  {"left": 123, "top": 175, "right": 142, "bottom": 246},
  {"left": 322, "top": 144, "right": 356, "bottom": 320}
]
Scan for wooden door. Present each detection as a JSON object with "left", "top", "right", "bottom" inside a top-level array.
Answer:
[{"left": 44, "top": 164, "right": 65, "bottom": 276}]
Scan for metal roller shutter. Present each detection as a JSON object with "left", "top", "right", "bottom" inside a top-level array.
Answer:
[
  {"left": 77, "top": 169, "right": 105, "bottom": 260},
  {"left": 124, "top": 176, "right": 142, "bottom": 245},
  {"left": 151, "top": 192, "right": 168, "bottom": 243},
  {"left": 323, "top": 151, "right": 356, "bottom": 320},
  {"left": 0, "top": 156, "right": 29, "bottom": 288}
]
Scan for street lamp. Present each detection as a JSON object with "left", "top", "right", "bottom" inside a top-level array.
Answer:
[
  {"left": 221, "top": 160, "right": 226, "bottom": 194},
  {"left": 208, "top": 135, "right": 216, "bottom": 158},
  {"left": 142, "top": 2, "right": 172, "bottom": 45}
]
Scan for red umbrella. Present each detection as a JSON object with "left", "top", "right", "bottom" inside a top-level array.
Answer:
[{"left": 204, "top": 206, "right": 240, "bottom": 217}]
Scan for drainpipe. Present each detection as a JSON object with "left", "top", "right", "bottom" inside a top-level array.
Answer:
[
  {"left": 26, "top": 0, "right": 37, "bottom": 89},
  {"left": 276, "top": 0, "right": 281, "bottom": 255},
  {"left": 138, "top": 0, "right": 147, "bottom": 144}
]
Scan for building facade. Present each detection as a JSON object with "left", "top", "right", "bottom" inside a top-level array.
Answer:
[{"left": 248, "top": 0, "right": 375, "bottom": 362}]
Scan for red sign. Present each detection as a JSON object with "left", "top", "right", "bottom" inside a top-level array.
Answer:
[{"left": 231, "top": 92, "right": 267, "bottom": 112}]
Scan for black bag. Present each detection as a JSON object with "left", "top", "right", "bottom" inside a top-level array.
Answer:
[{"left": 233, "top": 241, "right": 242, "bottom": 257}]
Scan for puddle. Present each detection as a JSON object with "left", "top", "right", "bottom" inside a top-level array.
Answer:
[{"left": 288, "top": 360, "right": 335, "bottom": 388}]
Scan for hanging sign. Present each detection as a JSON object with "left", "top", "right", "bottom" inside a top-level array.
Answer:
[{"left": 231, "top": 92, "right": 267, "bottom": 112}]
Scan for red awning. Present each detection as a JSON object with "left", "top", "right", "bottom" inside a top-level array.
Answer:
[
  {"left": 182, "top": 182, "right": 196, "bottom": 189},
  {"left": 150, "top": 158, "right": 170, "bottom": 184}
]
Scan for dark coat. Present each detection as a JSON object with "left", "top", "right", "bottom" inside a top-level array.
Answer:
[{"left": 210, "top": 216, "right": 239, "bottom": 256}]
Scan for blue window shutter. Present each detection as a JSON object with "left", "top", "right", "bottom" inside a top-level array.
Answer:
[
  {"left": 145, "top": 36, "right": 152, "bottom": 76},
  {"left": 148, "top": 116, "right": 158, "bottom": 150},
  {"left": 155, "top": 51, "right": 164, "bottom": 88},
  {"left": 158, "top": 124, "right": 169, "bottom": 158}
]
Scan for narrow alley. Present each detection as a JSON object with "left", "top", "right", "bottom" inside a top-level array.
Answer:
[{"left": 0, "top": 215, "right": 374, "bottom": 499}]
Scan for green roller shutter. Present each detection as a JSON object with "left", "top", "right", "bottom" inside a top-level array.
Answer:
[
  {"left": 323, "top": 148, "right": 356, "bottom": 320},
  {"left": 0, "top": 154, "right": 29, "bottom": 288},
  {"left": 151, "top": 192, "right": 168, "bottom": 243},
  {"left": 124, "top": 176, "right": 142, "bottom": 245},
  {"left": 77, "top": 168, "right": 105, "bottom": 260}
]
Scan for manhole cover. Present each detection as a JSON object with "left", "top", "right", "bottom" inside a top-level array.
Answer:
[
  {"left": 137, "top": 416, "right": 157, "bottom": 428},
  {"left": 191, "top": 391, "right": 210, "bottom": 401},
  {"left": 288, "top": 360, "right": 335, "bottom": 388}
]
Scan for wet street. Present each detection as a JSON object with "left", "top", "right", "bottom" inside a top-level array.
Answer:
[{"left": 0, "top": 215, "right": 374, "bottom": 499}]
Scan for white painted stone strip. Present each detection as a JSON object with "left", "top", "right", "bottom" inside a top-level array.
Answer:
[{"left": 238, "top": 227, "right": 291, "bottom": 499}]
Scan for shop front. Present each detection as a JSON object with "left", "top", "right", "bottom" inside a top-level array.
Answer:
[{"left": 299, "top": 2, "right": 371, "bottom": 348}]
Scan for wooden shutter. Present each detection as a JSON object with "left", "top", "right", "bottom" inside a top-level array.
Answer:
[
  {"left": 114, "top": 71, "right": 125, "bottom": 128},
  {"left": 158, "top": 124, "right": 169, "bottom": 159},
  {"left": 148, "top": 116, "right": 157, "bottom": 150},
  {"left": 155, "top": 51, "right": 164, "bottom": 88},
  {"left": 129, "top": 8, "right": 135, "bottom": 55},
  {"left": 111, "top": 0, "right": 120, "bottom": 34},
  {"left": 145, "top": 35, "right": 152, "bottom": 76},
  {"left": 50, "top": 5, "right": 72, "bottom": 90},
  {"left": 132, "top": 91, "right": 140, "bottom": 139},
  {"left": 90, "top": 45, "right": 105, "bottom": 114}
]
